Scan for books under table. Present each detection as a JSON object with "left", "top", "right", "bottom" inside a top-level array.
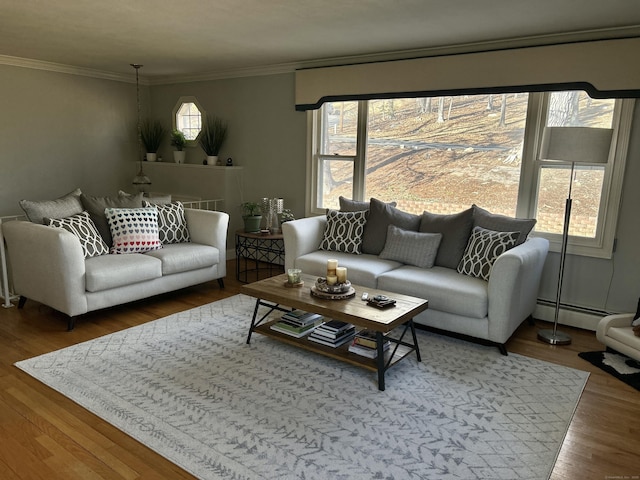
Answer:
[
  {"left": 270, "top": 312, "right": 325, "bottom": 338},
  {"left": 308, "top": 320, "right": 356, "bottom": 348},
  {"left": 348, "top": 329, "right": 391, "bottom": 358},
  {"left": 281, "top": 310, "right": 324, "bottom": 327}
]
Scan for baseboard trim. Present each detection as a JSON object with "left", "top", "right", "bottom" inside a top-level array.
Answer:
[{"left": 533, "top": 301, "right": 609, "bottom": 332}]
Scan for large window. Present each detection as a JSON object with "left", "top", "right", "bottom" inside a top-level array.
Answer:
[{"left": 308, "top": 92, "right": 634, "bottom": 258}]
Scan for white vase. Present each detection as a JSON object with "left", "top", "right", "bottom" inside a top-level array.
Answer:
[
  {"left": 173, "top": 151, "right": 186, "bottom": 164},
  {"left": 146, "top": 152, "right": 157, "bottom": 162},
  {"left": 206, "top": 155, "right": 218, "bottom": 165}
]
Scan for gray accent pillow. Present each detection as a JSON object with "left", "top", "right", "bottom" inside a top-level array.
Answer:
[
  {"left": 419, "top": 207, "right": 474, "bottom": 269},
  {"left": 81, "top": 192, "right": 144, "bottom": 247},
  {"left": 457, "top": 226, "right": 519, "bottom": 281},
  {"left": 143, "top": 200, "right": 190, "bottom": 244},
  {"left": 319, "top": 209, "right": 367, "bottom": 254},
  {"left": 339, "top": 196, "right": 397, "bottom": 212},
  {"left": 472, "top": 204, "right": 536, "bottom": 246},
  {"left": 362, "top": 198, "right": 421, "bottom": 255},
  {"left": 379, "top": 225, "right": 442, "bottom": 268},
  {"left": 47, "top": 211, "right": 109, "bottom": 258},
  {"left": 19, "top": 188, "right": 83, "bottom": 224}
]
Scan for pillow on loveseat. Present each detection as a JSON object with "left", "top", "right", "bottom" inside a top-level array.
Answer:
[
  {"left": 319, "top": 209, "right": 367, "bottom": 254},
  {"left": 46, "top": 210, "right": 109, "bottom": 258},
  {"left": 105, "top": 207, "right": 162, "bottom": 254},
  {"left": 19, "top": 188, "right": 83, "bottom": 225},
  {"left": 457, "top": 226, "right": 519, "bottom": 281},
  {"left": 81, "top": 192, "right": 144, "bottom": 247},
  {"left": 419, "top": 207, "right": 474, "bottom": 269},
  {"left": 379, "top": 225, "right": 442, "bottom": 268},
  {"left": 339, "top": 196, "right": 397, "bottom": 212},
  {"left": 143, "top": 200, "right": 190, "bottom": 244},
  {"left": 472, "top": 204, "right": 535, "bottom": 246},
  {"left": 362, "top": 198, "right": 421, "bottom": 255}
]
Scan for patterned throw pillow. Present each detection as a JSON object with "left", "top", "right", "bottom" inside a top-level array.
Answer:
[
  {"left": 379, "top": 225, "right": 442, "bottom": 268},
  {"left": 143, "top": 200, "right": 190, "bottom": 244},
  {"left": 319, "top": 210, "right": 367, "bottom": 254},
  {"left": 105, "top": 207, "right": 162, "bottom": 254},
  {"left": 457, "top": 226, "right": 519, "bottom": 281},
  {"left": 47, "top": 211, "right": 109, "bottom": 258}
]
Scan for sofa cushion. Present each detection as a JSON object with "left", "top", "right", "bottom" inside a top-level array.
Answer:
[
  {"left": 294, "top": 250, "right": 401, "bottom": 289},
  {"left": 362, "top": 198, "right": 421, "bottom": 255},
  {"left": 377, "top": 265, "right": 489, "bottom": 319},
  {"left": 457, "top": 226, "right": 519, "bottom": 281},
  {"left": 419, "top": 207, "right": 474, "bottom": 269},
  {"left": 81, "top": 192, "right": 144, "bottom": 246},
  {"left": 46, "top": 211, "right": 109, "bottom": 259},
  {"left": 144, "top": 243, "right": 219, "bottom": 275},
  {"left": 19, "top": 188, "right": 83, "bottom": 224},
  {"left": 472, "top": 204, "right": 535, "bottom": 246},
  {"left": 143, "top": 200, "right": 190, "bottom": 244},
  {"left": 319, "top": 209, "right": 367, "bottom": 254},
  {"left": 85, "top": 253, "right": 162, "bottom": 292},
  {"left": 105, "top": 207, "right": 162, "bottom": 254},
  {"left": 379, "top": 225, "right": 442, "bottom": 268},
  {"left": 339, "top": 196, "right": 397, "bottom": 212}
]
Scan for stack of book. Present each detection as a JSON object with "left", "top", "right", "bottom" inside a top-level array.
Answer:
[
  {"left": 308, "top": 320, "right": 356, "bottom": 347},
  {"left": 348, "top": 329, "right": 391, "bottom": 358},
  {"left": 270, "top": 310, "right": 324, "bottom": 338}
]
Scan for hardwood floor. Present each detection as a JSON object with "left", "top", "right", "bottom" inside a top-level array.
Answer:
[{"left": 0, "top": 260, "right": 638, "bottom": 479}]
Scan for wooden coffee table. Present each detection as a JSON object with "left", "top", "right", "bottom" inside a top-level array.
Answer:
[{"left": 242, "top": 273, "right": 429, "bottom": 390}]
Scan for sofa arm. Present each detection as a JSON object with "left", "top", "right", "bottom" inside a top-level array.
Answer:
[
  {"left": 2, "top": 220, "right": 88, "bottom": 316},
  {"left": 282, "top": 215, "right": 327, "bottom": 271},
  {"left": 185, "top": 209, "right": 229, "bottom": 276},
  {"left": 487, "top": 237, "right": 550, "bottom": 344}
]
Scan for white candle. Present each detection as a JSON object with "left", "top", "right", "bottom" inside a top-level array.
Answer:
[
  {"left": 326, "top": 275, "right": 338, "bottom": 286},
  {"left": 327, "top": 259, "right": 338, "bottom": 277},
  {"left": 336, "top": 266, "right": 347, "bottom": 284}
]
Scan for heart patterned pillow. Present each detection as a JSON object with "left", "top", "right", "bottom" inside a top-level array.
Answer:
[{"left": 104, "top": 207, "right": 162, "bottom": 254}]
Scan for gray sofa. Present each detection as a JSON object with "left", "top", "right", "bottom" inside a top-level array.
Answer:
[
  {"left": 4, "top": 208, "right": 229, "bottom": 330},
  {"left": 283, "top": 200, "right": 549, "bottom": 354}
]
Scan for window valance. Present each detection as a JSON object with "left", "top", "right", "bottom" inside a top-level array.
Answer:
[{"left": 295, "top": 37, "right": 640, "bottom": 111}]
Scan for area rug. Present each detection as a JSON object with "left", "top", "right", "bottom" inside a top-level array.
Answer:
[
  {"left": 16, "top": 294, "right": 588, "bottom": 480},
  {"left": 579, "top": 350, "right": 640, "bottom": 391}
]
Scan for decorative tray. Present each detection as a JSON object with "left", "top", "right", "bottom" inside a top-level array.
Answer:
[
  {"left": 314, "top": 278, "right": 352, "bottom": 294},
  {"left": 310, "top": 286, "right": 356, "bottom": 300}
]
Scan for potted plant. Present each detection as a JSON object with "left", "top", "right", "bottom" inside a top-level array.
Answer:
[
  {"left": 170, "top": 129, "right": 187, "bottom": 163},
  {"left": 241, "top": 202, "right": 262, "bottom": 233},
  {"left": 199, "top": 114, "right": 228, "bottom": 165},
  {"left": 141, "top": 119, "right": 166, "bottom": 162}
]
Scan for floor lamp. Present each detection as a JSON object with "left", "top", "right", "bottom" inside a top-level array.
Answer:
[
  {"left": 537, "top": 126, "right": 613, "bottom": 345},
  {"left": 130, "top": 63, "right": 152, "bottom": 192}
]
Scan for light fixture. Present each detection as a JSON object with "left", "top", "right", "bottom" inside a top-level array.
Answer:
[
  {"left": 537, "top": 126, "right": 613, "bottom": 345},
  {"left": 131, "top": 63, "right": 151, "bottom": 191}
]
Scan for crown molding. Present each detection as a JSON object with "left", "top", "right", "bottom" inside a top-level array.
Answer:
[{"left": 2, "top": 25, "right": 639, "bottom": 85}]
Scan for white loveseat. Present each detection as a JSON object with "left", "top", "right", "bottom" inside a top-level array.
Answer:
[
  {"left": 283, "top": 200, "right": 549, "bottom": 354},
  {"left": 4, "top": 208, "right": 229, "bottom": 330}
]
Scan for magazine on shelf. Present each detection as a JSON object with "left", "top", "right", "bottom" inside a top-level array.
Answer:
[
  {"left": 281, "top": 310, "right": 323, "bottom": 326},
  {"left": 317, "top": 319, "right": 352, "bottom": 333},
  {"left": 270, "top": 320, "right": 322, "bottom": 338},
  {"left": 311, "top": 324, "right": 356, "bottom": 340},
  {"left": 308, "top": 331, "right": 355, "bottom": 348}
]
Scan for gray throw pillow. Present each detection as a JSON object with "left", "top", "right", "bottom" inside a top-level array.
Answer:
[
  {"left": 81, "top": 192, "right": 144, "bottom": 247},
  {"left": 339, "top": 196, "right": 397, "bottom": 212},
  {"left": 19, "top": 188, "right": 83, "bottom": 224},
  {"left": 143, "top": 200, "right": 190, "bottom": 244},
  {"left": 457, "top": 226, "right": 519, "bottom": 281},
  {"left": 379, "top": 225, "right": 442, "bottom": 268},
  {"left": 46, "top": 211, "right": 109, "bottom": 258},
  {"left": 362, "top": 198, "right": 421, "bottom": 255},
  {"left": 472, "top": 204, "right": 536, "bottom": 246},
  {"left": 419, "top": 207, "right": 474, "bottom": 269},
  {"left": 319, "top": 209, "right": 367, "bottom": 254}
]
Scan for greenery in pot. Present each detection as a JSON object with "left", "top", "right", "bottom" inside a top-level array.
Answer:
[
  {"left": 199, "top": 114, "right": 228, "bottom": 156},
  {"left": 170, "top": 129, "right": 187, "bottom": 151},
  {"left": 241, "top": 202, "right": 263, "bottom": 232},
  {"left": 140, "top": 119, "right": 166, "bottom": 153}
]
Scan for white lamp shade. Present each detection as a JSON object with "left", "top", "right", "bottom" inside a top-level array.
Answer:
[{"left": 540, "top": 126, "right": 613, "bottom": 164}]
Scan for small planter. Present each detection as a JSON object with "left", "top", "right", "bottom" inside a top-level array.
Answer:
[
  {"left": 146, "top": 152, "right": 157, "bottom": 162},
  {"left": 243, "top": 215, "right": 262, "bottom": 233},
  {"left": 206, "top": 155, "right": 218, "bottom": 166},
  {"left": 173, "top": 151, "right": 186, "bottom": 163}
]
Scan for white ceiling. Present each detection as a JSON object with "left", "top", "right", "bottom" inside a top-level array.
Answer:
[{"left": 2, "top": 0, "right": 640, "bottom": 82}]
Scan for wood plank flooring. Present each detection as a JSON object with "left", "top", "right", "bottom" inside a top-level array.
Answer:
[{"left": 0, "top": 260, "right": 638, "bottom": 479}]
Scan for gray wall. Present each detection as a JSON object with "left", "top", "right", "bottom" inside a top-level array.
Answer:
[
  {"left": 1, "top": 64, "right": 638, "bottom": 316},
  {"left": 0, "top": 64, "right": 141, "bottom": 216}
]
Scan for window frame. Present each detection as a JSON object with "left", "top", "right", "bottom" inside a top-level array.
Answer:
[
  {"left": 172, "top": 96, "right": 205, "bottom": 145},
  {"left": 306, "top": 93, "right": 635, "bottom": 259}
]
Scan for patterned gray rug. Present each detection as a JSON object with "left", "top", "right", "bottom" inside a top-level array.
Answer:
[{"left": 16, "top": 294, "right": 588, "bottom": 480}]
